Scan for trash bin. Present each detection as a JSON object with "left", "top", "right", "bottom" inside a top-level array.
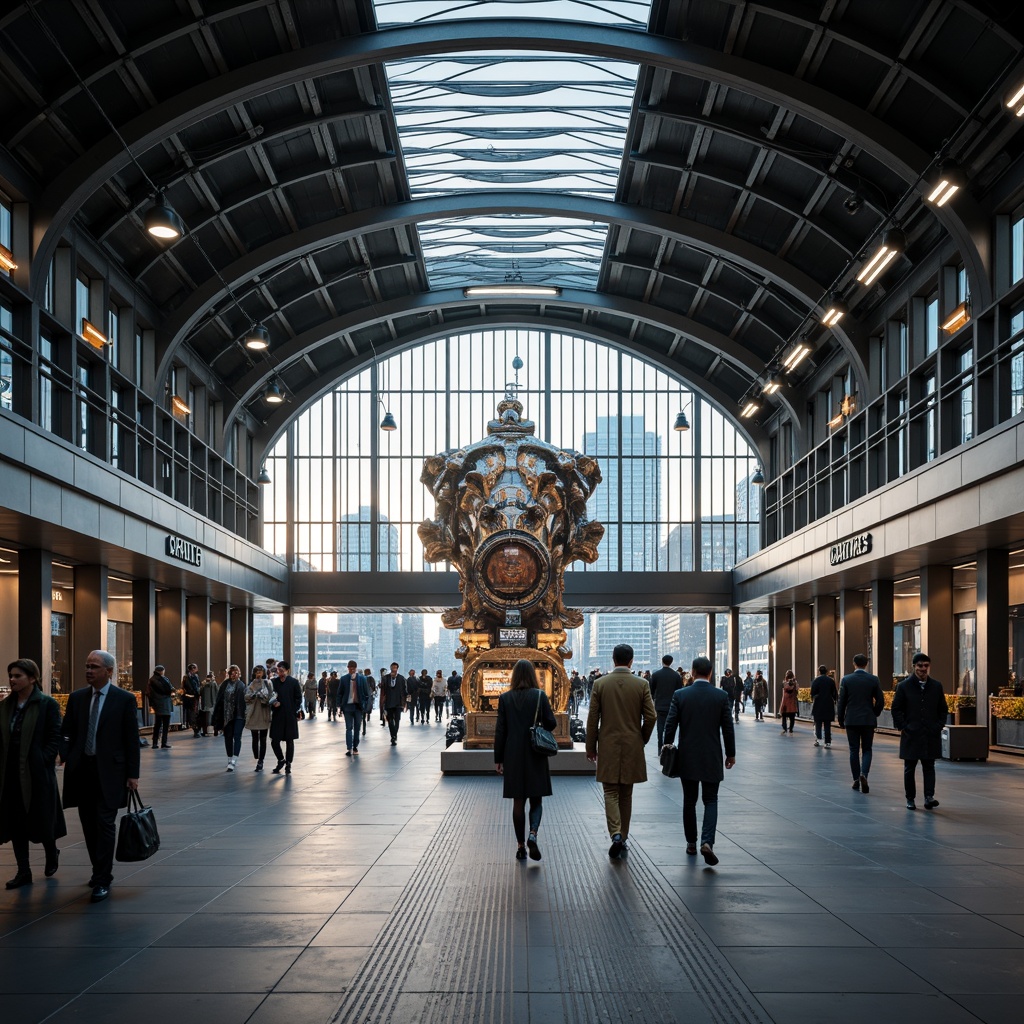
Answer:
[{"left": 940, "top": 725, "right": 989, "bottom": 761}]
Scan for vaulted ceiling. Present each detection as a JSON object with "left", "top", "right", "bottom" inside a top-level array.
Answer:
[{"left": 2, "top": 0, "right": 1022, "bottom": 457}]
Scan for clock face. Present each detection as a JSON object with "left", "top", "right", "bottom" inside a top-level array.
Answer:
[{"left": 482, "top": 542, "right": 541, "bottom": 598}]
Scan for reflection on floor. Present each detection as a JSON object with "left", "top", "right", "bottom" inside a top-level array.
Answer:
[{"left": 2, "top": 708, "right": 1024, "bottom": 1023}]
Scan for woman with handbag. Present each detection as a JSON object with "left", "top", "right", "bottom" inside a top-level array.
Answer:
[
  {"left": 494, "top": 659, "right": 557, "bottom": 862},
  {"left": 0, "top": 658, "right": 67, "bottom": 888},
  {"left": 779, "top": 669, "right": 799, "bottom": 734},
  {"left": 244, "top": 665, "right": 275, "bottom": 772}
]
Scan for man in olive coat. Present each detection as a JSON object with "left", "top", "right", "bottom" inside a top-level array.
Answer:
[
  {"left": 663, "top": 655, "right": 735, "bottom": 865},
  {"left": 585, "top": 643, "right": 656, "bottom": 858},
  {"left": 891, "top": 652, "right": 948, "bottom": 810}
]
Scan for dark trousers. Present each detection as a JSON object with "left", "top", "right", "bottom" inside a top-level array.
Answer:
[
  {"left": 152, "top": 714, "right": 170, "bottom": 747},
  {"left": 7, "top": 801, "right": 57, "bottom": 873},
  {"left": 681, "top": 778, "right": 720, "bottom": 847},
  {"left": 343, "top": 705, "right": 363, "bottom": 750},
  {"left": 433, "top": 696, "right": 445, "bottom": 720},
  {"left": 223, "top": 718, "right": 244, "bottom": 757},
  {"left": 386, "top": 706, "right": 402, "bottom": 741},
  {"left": 781, "top": 712, "right": 795, "bottom": 732},
  {"left": 418, "top": 695, "right": 430, "bottom": 721},
  {"left": 408, "top": 701, "right": 416, "bottom": 726},
  {"left": 814, "top": 720, "right": 832, "bottom": 743},
  {"left": 76, "top": 755, "right": 118, "bottom": 886},
  {"left": 655, "top": 711, "right": 668, "bottom": 750},
  {"left": 845, "top": 725, "right": 875, "bottom": 778},
  {"left": 903, "top": 758, "right": 936, "bottom": 800},
  {"left": 250, "top": 729, "right": 267, "bottom": 762},
  {"left": 732, "top": 698, "right": 742, "bottom": 721},
  {"left": 271, "top": 738, "right": 295, "bottom": 765},
  {"left": 197, "top": 709, "right": 210, "bottom": 735},
  {"left": 183, "top": 702, "right": 197, "bottom": 733}
]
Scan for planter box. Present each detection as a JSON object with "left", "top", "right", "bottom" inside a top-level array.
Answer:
[
  {"left": 995, "top": 718, "right": 1024, "bottom": 748},
  {"left": 878, "top": 709, "right": 894, "bottom": 729},
  {"left": 798, "top": 701, "right": 812, "bottom": 718}
]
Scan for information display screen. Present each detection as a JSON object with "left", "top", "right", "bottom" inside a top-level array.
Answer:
[{"left": 497, "top": 626, "right": 528, "bottom": 647}]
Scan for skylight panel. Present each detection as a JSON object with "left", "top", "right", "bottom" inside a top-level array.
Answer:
[{"left": 373, "top": 0, "right": 652, "bottom": 29}]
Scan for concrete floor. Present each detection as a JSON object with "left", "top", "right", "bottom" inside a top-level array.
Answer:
[{"left": 2, "top": 705, "right": 1024, "bottom": 1023}]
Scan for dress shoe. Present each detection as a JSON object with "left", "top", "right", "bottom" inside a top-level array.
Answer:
[
  {"left": 284, "top": 763, "right": 291, "bottom": 774},
  {"left": 5, "top": 871, "right": 32, "bottom": 890},
  {"left": 90, "top": 885, "right": 110, "bottom": 903},
  {"left": 527, "top": 834, "right": 542, "bottom": 861},
  {"left": 161, "top": 744, "right": 172, "bottom": 749},
  {"left": 44, "top": 850, "right": 60, "bottom": 877},
  {"left": 254, "top": 761, "right": 264, "bottom": 772},
  {"left": 924, "top": 797, "right": 939, "bottom": 809},
  {"left": 906, "top": 799, "right": 916, "bottom": 810},
  {"left": 700, "top": 842, "right": 719, "bottom": 866},
  {"left": 352, "top": 748, "right": 359, "bottom": 755},
  {"left": 813, "top": 739, "right": 820, "bottom": 747},
  {"left": 515, "top": 846, "right": 527, "bottom": 860},
  {"left": 859, "top": 774, "right": 869, "bottom": 794},
  {"left": 608, "top": 834, "right": 623, "bottom": 858},
  {"left": 271, "top": 760, "right": 284, "bottom": 774},
  {"left": 686, "top": 843, "right": 698, "bottom": 855},
  {"left": 852, "top": 779, "right": 860, "bottom": 791}
]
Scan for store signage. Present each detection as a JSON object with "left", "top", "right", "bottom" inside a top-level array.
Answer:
[
  {"left": 829, "top": 532, "right": 872, "bottom": 566},
  {"left": 166, "top": 534, "right": 202, "bottom": 567},
  {"left": 497, "top": 626, "right": 528, "bottom": 647}
]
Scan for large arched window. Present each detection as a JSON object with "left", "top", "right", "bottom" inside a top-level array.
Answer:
[{"left": 263, "top": 329, "right": 761, "bottom": 572}]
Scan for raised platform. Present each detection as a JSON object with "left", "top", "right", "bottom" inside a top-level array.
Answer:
[{"left": 441, "top": 744, "right": 596, "bottom": 774}]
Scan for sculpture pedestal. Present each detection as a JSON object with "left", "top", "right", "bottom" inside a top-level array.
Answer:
[
  {"left": 441, "top": 745, "right": 596, "bottom": 775},
  {"left": 463, "top": 710, "right": 573, "bottom": 749}
]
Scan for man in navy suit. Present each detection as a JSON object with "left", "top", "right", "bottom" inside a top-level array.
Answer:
[
  {"left": 836, "top": 653, "right": 885, "bottom": 793},
  {"left": 61, "top": 650, "right": 140, "bottom": 903},
  {"left": 663, "top": 655, "right": 735, "bottom": 866}
]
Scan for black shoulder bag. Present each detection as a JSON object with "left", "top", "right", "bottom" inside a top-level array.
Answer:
[
  {"left": 115, "top": 788, "right": 161, "bottom": 862},
  {"left": 529, "top": 690, "right": 559, "bottom": 756}
]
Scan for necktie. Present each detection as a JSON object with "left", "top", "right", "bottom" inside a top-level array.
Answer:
[{"left": 85, "top": 689, "right": 101, "bottom": 755}]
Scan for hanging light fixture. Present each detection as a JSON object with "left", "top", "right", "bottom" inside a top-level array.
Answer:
[
  {"left": 751, "top": 466, "right": 765, "bottom": 486},
  {"left": 941, "top": 301, "right": 971, "bottom": 333},
  {"left": 263, "top": 379, "right": 284, "bottom": 404},
  {"left": 244, "top": 323, "right": 270, "bottom": 351},
  {"left": 782, "top": 335, "right": 816, "bottom": 371},
  {"left": 80, "top": 318, "right": 110, "bottom": 349},
  {"left": 856, "top": 227, "right": 906, "bottom": 286},
  {"left": 761, "top": 372, "right": 782, "bottom": 395},
  {"left": 257, "top": 466, "right": 272, "bottom": 485},
  {"left": 144, "top": 191, "right": 185, "bottom": 240},
  {"left": 925, "top": 161, "right": 964, "bottom": 207},
  {"left": 739, "top": 398, "right": 760, "bottom": 419},
  {"left": 379, "top": 410, "right": 397, "bottom": 431},
  {"left": 1006, "top": 80, "right": 1024, "bottom": 116},
  {"left": 821, "top": 292, "right": 848, "bottom": 328},
  {"left": 0, "top": 244, "right": 17, "bottom": 272},
  {"left": 673, "top": 409, "right": 690, "bottom": 431}
]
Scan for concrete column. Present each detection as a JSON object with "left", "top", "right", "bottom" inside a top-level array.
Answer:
[
  {"left": 156, "top": 589, "right": 186, "bottom": 688},
  {"left": 230, "top": 606, "right": 251, "bottom": 673},
  {"left": 977, "top": 549, "right": 1009, "bottom": 712},
  {"left": 186, "top": 596, "right": 211, "bottom": 680},
  {"left": 793, "top": 602, "right": 814, "bottom": 688},
  {"left": 871, "top": 579, "right": 894, "bottom": 687},
  {"left": 282, "top": 607, "right": 294, "bottom": 667},
  {"left": 307, "top": 611, "right": 318, "bottom": 677},
  {"left": 921, "top": 565, "right": 954, "bottom": 692},
  {"left": 132, "top": 580, "right": 156, "bottom": 692},
  {"left": 771, "top": 606, "right": 792, "bottom": 712},
  {"left": 814, "top": 595, "right": 837, "bottom": 675},
  {"left": 726, "top": 607, "right": 740, "bottom": 675},
  {"left": 19, "top": 550, "right": 52, "bottom": 691},
  {"left": 839, "top": 589, "right": 869, "bottom": 678},
  {"left": 73, "top": 565, "right": 108, "bottom": 690},
  {"left": 210, "top": 603, "right": 230, "bottom": 675}
]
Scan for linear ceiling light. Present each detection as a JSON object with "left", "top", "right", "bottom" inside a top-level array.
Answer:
[
  {"left": 782, "top": 336, "right": 816, "bottom": 371},
  {"left": 821, "top": 293, "right": 848, "bottom": 328},
  {"left": 80, "top": 318, "right": 110, "bottom": 349},
  {"left": 170, "top": 394, "right": 191, "bottom": 417},
  {"left": 925, "top": 161, "right": 964, "bottom": 207},
  {"left": 739, "top": 399, "right": 760, "bottom": 419},
  {"left": 941, "top": 301, "right": 971, "bottom": 333},
  {"left": 0, "top": 244, "right": 16, "bottom": 272},
  {"left": 761, "top": 375, "right": 782, "bottom": 395},
  {"left": 463, "top": 285, "right": 561, "bottom": 298},
  {"left": 244, "top": 324, "right": 270, "bottom": 351},
  {"left": 1007, "top": 81, "right": 1024, "bottom": 116},
  {"left": 856, "top": 228, "right": 906, "bottom": 286}
]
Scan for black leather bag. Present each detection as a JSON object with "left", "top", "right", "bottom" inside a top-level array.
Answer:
[
  {"left": 529, "top": 690, "right": 558, "bottom": 757},
  {"left": 660, "top": 744, "right": 682, "bottom": 778},
  {"left": 115, "top": 788, "right": 161, "bottom": 862}
]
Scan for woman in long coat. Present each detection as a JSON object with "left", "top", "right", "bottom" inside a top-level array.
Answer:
[
  {"left": 0, "top": 658, "right": 67, "bottom": 887},
  {"left": 494, "top": 660, "right": 557, "bottom": 862},
  {"left": 244, "top": 666, "right": 275, "bottom": 772},
  {"left": 778, "top": 669, "right": 798, "bottom": 733},
  {"left": 269, "top": 663, "right": 302, "bottom": 774}
]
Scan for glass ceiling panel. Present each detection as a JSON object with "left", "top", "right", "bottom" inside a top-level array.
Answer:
[{"left": 371, "top": 1, "right": 653, "bottom": 290}]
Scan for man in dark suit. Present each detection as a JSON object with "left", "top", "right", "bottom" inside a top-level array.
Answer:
[
  {"left": 382, "top": 663, "right": 407, "bottom": 745},
  {"left": 836, "top": 653, "right": 885, "bottom": 793},
  {"left": 663, "top": 655, "right": 736, "bottom": 866},
  {"left": 61, "top": 650, "right": 140, "bottom": 903},
  {"left": 891, "top": 652, "right": 948, "bottom": 810},
  {"left": 649, "top": 654, "right": 680, "bottom": 750}
]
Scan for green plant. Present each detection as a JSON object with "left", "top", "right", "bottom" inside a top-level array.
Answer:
[{"left": 990, "top": 697, "right": 1024, "bottom": 720}]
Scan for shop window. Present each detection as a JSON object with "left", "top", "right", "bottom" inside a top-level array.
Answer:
[
  {"left": 893, "top": 619, "right": 921, "bottom": 681},
  {"left": 956, "top": 612, "right": 976, "bottom": 697}
]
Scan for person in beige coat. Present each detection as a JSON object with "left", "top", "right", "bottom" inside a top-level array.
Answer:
[{"left": 585, "top": 643, "right": 657, "bottom": 858}]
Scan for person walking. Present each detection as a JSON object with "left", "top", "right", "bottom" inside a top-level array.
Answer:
[
  {"left": 431, "top": 670, "right": 447, "bottom": 722},
  {"left": 318, "top": 671, "right": 328, "bottom": 714},
  {"left": 244, "top": 665, "right": 274, "bottom": 772},
  {"left": 494, "top": 660, "right": 558, "bottom": 862},
  {"left": 199, "top": 671, "right": 219, "bottom": 736},
  {"left": 339, "top": 661, "right": 369, "bottom": 756},
  {"left": 406, "top": 670, "right": 419, "bottom": 726},
  {"left": 891, "top": 653, "right": 947, "bottom": 810},
  {"left": 181, "top": 663, "right": 201, "bottom": 736},
  {"left": 270, "top": 661, "right": 303, "bottom": 774},
  {"left": 1, "top": 659, "right": 67, "bottom": 888},
  {"left": 837, "top": 653, "right": 884, "bottom": 793},
  {"left": 59, "top": 650, "right": 140, "bottom": 903},
  {"left": 751, "top": 671, "right": 768, "bottom": 721},
  {"left": 147, "top": 664, "right": 174, "bottom": 750},
  {"left": 362, "top": 668, "right": 376, "bottom": 737},
  {"left": 649, "top": 654, "right": 680, "bottom": 750},
  {"left": 720, "top": 669, "right": 741, "bottom": 723},
  {"left": 303, "top": 672, "right": 318, "bottom": 720},
  {"left": 585, "top": 643, "right": 657, "bottom": 859},
  {"left": 810, "top": 665, "right": 838, "bottom": 747},
  {"left": 381, "top": 663, "right": 406, "bottom": 745},
  {"left": 417, "top": 669, "right": 433, "bottom": 724},
  {"left": 215, "top": 665, "right": 247, "bottom": 771},
  {"left": 326, "top": 670, "right": 341, "bottom": 722},
  {"left": 662, "top": 655, "right": 736, "bottom": 866},
  {"left": 448, "top": 670, "right": 464, "bottom": 716},
  {"left": 778, "top": 670, "right": 798, "bottom": 733}
]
